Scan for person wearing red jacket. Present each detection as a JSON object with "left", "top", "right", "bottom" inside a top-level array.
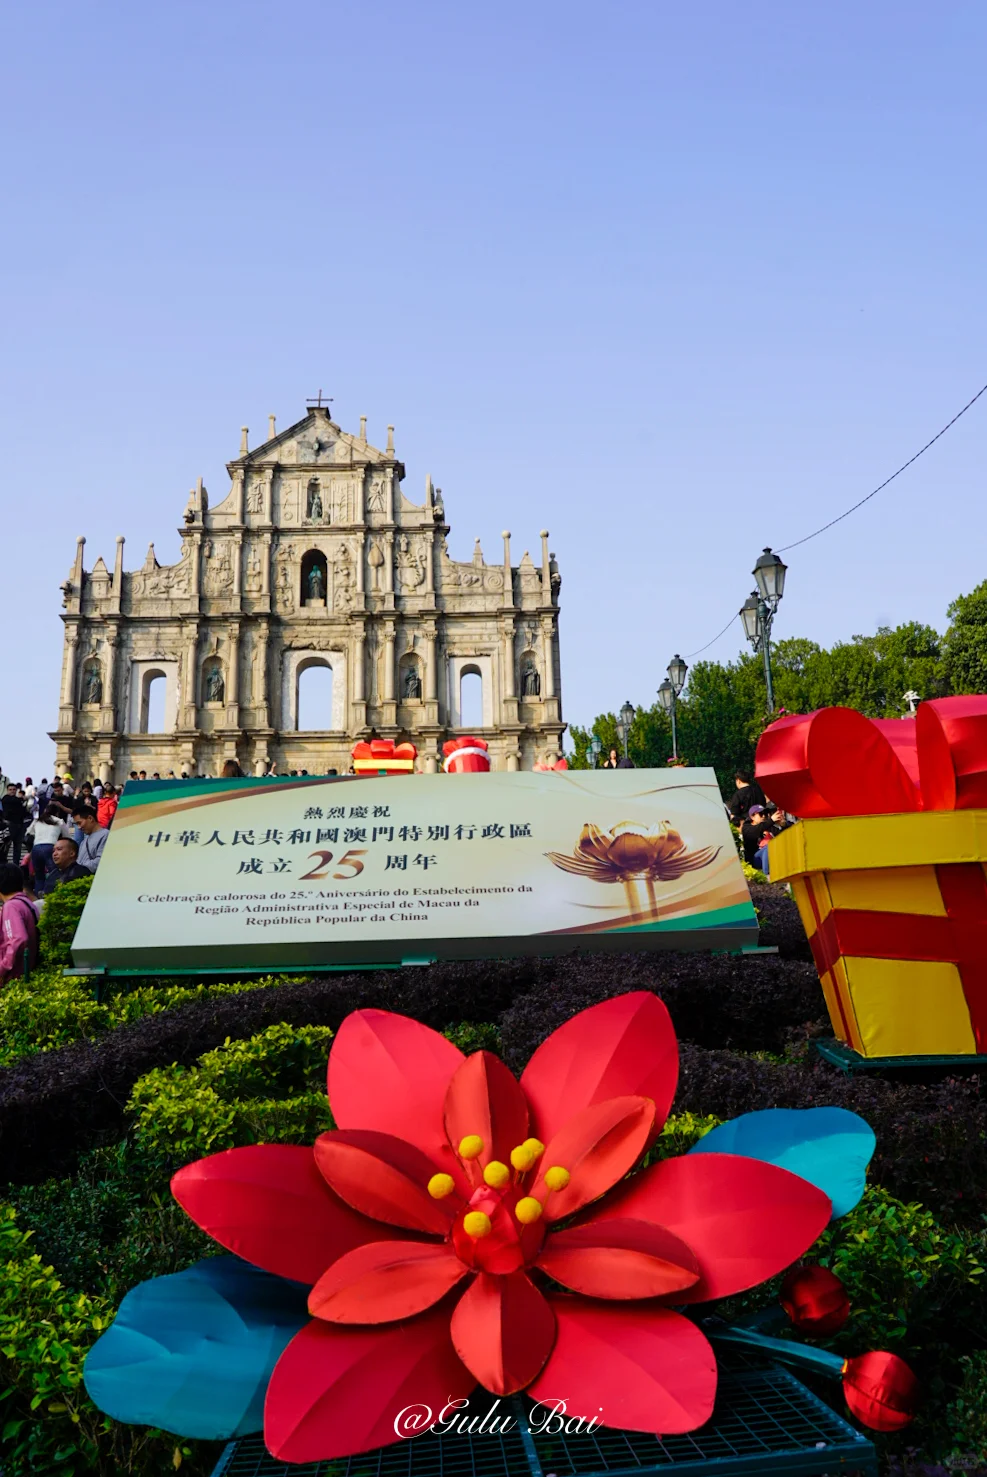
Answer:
[{"left": 97, "top": 786, "right": 119, "bottom": 828}]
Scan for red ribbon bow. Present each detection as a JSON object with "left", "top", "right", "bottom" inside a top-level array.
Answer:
[{"left": 755, "top": 696, "right": 987, "bottom": 817}]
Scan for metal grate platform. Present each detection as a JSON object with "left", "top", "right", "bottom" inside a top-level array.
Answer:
[{"left": 209, "top": 1355, "right": 877, "bottom": 1477}]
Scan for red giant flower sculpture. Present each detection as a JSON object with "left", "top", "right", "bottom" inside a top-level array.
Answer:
[{"left": 171, "top": 994, "right": 831, "bottom": 1462}]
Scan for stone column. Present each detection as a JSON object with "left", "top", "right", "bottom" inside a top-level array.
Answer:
[
  {"left": 353, "top": 628, "right": 366, "bottom": 702},
  {"left": 502, "top": 624, "right": 516, "bottom": 701},
  {"left": 262, "top": 470, "right": 274, "bottom": 525},
  {"left": 540, "top": 530, "right": 551, "bottom": 600},
  {"left": 260, "top": 533, "right": 272, "bottom": 600},
  {"left": 232, "top": 469, "right": 245, "bottom": 523},
  {"left": 232, "top": 531, "right": 243, "bottom": 597},
  {"left": 424, "top": 528, "right": 435, "bottom": 595},
  {"left": 383, "top": 621, "right": 396, "bottom": 703},
  {"left": 502, "top": 530, "right": 514, "bottom": 605},
  {"left": 189, "top": 531, "right": 202, "bottom": 600},
  {"left": 101, "top": 629, "right": 119, "bottom": 733},
  {"left": 541, "top": 617, "right": 557, "bottom": 699},
  {"left": 355, "top": 538, "right": 365, "bottom": 596},
  {"left": 384, "top": 533, "right": 394, "bottom": 596},
  {"left": 424, "top": 627, "right": 437, "bottom": 703},
  {"left": 225, "top": 623, "right": 240, "bottom": 728},
  {"left": 181, "top": 623, "right": 199, "bottom": 729},
  {"left": 60, "top": 626, "right": 80, "bottom": 711},
  {"left": 112, "top": 535, "right": 125, "bottom": 613},
  {"left": 254, "top": 618, "right": 270, "bottom": 726}
]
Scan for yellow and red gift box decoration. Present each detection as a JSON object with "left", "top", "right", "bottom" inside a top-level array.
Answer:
[
  {"left": 442, "top": 736, "right": 491, "bottom": 773},
  {"left": 350, "top": 738, "right": 417, "bottom": 777},
  {"left": 756, "top": 697, "right": 987, "bottom": 1059}
]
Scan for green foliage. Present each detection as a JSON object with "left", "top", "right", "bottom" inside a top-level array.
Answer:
[
  {"left": 3, "top": 1019, "right": 337, "bottom": 1474},
  {"left": 0, "top": 1203, "right": 202, "bottom": 1477},
  {"left": 127, "top": 1022, "right": 335, "bottom": 1176},
  {"left": 38, "top": 873, "right": 95, "bottom": 965},
  {"left": 944, "top": 1351, "right": 987, "bottom": 1465},
  {"left": 942, "top": 579, "right": 987, "bottom": 695},
  {"left": 0, "top": 971, "right": 306, "bottom": 1070},
  {"left": 813, "top": 1184, "right": 985, "bottom": 1355},
  {"left": 0, "top": 968, "right": 109, "bottom": 1065},
  {"left": 443, "top": 1020, "right": 503, "bottom": 1055},
  {"left": 565, "top": 595, "right": 976, "bottom": 788}
]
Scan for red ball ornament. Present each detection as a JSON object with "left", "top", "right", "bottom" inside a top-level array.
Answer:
[
  {"left": 780, "top": 1264, "right": 850, "bottom": 1336},
  {"left": 842, "top": 1351, "right": 919, "bottom": 1432}
]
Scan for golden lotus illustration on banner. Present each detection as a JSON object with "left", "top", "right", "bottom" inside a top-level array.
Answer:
[{"left": 546, "top": 821, "right": 721, "bottom": 921}]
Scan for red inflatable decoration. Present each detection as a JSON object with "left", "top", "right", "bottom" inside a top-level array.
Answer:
[
  {"left": 780, "top": 1263, "right": 850, "bottom": 1336},
  {"left": 842, "top": 1350, "right": 919, "bottom": 1433},
  {"left": 171, "top": 993, "right": 832, "bottom": 1462},
  {"left": 533, "top": 756, "right": 569, "bottom": 771},
  {"left": 442, "top": 737, "right": 491, "bottom": 773},
  {"left": 351, "top": 738, "right": 417, "bottom": 777},
  {"left": 755, "top": 695, "right": 987, "bottom": 817}
]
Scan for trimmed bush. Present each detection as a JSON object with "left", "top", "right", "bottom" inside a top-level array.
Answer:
[
  {"left": 128, "top": 1022, "right": 335, "bottom": 1176},
  {"left": 38, "top": 873, "right": 94, "bottom": 966}
]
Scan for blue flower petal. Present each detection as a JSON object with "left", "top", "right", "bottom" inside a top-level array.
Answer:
[
  {"left": 84, "top": 1256, "right": 309, "bottom": 1439},
  {"left": 689, "top": 1107, "right": 875, "bottom": 1219}
]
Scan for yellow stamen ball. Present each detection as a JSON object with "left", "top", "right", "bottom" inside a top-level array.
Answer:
[
  {"left": 458, "top": 1134, "right": 484, "bottom": 1160},
  {"left": 523, "top": 1137, "right": 545, "bottom": 1158},
  {"left": 510, "top": 1143, "right": 536, "bottom": 1171},
  {"left": 483, "top": 1160, "right": 510, "bottom": 1188},
  {"left": 463, "top": 1211, "right": 492, "bottom": 1238},
  {"left": 545, "top": 1165, "right": 570, "bottom": 1191},
  {"left": 515, "top": 1196, "right": 543, "bottom": 1224},
  {"left": 427, "top": 1173, "right": 455, "bottom": 1199}
]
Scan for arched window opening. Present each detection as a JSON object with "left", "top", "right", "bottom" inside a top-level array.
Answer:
[
  {"left": 143, "top": 672, "right": 166, "bottom": 734},
  {"left": 300, "top": 549, "right": 328, "bottom": 606},
  {"left": 297, "top": 661, "right": 333, "bottom": 732},
  {"left": 459, "top": 666, "right": 483, "bottom": 729}
]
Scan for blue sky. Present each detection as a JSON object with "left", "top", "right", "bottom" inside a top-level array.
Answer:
[{"left": 2, "top": 1, "right": 985, "bottom": 779}]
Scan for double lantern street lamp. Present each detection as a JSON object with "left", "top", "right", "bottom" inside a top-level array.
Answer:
[
  {"left": 656, "top": 653, "right": 688, "bottom": 761},
  {"left": 740, "top": 547, "right": 787, "bottom": 714},
  {"left": 615, "top": 699, "right": 636, "bottom": 760}
]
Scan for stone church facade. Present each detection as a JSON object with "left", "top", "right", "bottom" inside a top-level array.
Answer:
[{"left": 51, "top": 404, "right": 564, "bottom": 780}]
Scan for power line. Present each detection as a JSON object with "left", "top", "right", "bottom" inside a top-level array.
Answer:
[
  {"left": 684, "top": 612, "right": 740, "bottom": 659},
  {"left": 777, "top": 378, "right": 987, "bottom": 553},
  {"left": 679, "top": 376, "right": 987, "bottom": 659}
]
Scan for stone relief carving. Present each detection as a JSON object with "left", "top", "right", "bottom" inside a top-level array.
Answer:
[
  {"left": 275, "top": 549, "right": 294, "bottom": 612},
  {"left": 367, "top": 537, "right": 385, "bottom": 591},
  {"left": 395, "top": 534, "right": 426, "bottom": 590},
  {"left": 202, "top": 540, "right": 233, "bottom": 595},
  {"left": 333, "top": 544, "right": 356, "bottom": 611},
  {"left": 246, "top": 483, "right": 263, "bottom": 515},
  {"left": 367, "top": 477, "right": 386, "bottom": 513},
  {"left": 244, "top": 545, "right": 263, "bottom": 595},
  {"left": 281, "top": 483, "right": 297, "bottom": 523}
]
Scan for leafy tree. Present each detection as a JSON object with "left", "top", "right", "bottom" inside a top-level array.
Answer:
[{"left": 943, "top": 581, "right": 987, "bottom": 695}]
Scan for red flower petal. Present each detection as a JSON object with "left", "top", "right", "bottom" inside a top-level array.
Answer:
[
  {"left": 328, "top": 1009, "right": 465, "bottom": 1174},
  {"left": 521, "top": 992, "right": 678, "bottom": 1146},
  {"left": 588, "top": 1152, "right": 831, "bottom": 1301},
  {"left": 170, "top": 1145, "right": 399, "bottom": 1285},
  {"left": 529, "top": 1298, "right": 716, "bottom": 1434},
  {"left": 450, "top": 1271, "right": 556, "bottom": 1395},
  {"left": 314, "top": 1130, "right": 456, "bottom": 1234},
  {"left": 537, "top": 1218, "right": 699, "bottom": 1299},
  {"left": 309, "top": 1241, "right": 469, "bottom": 1324},
  {"left": 531, "top": 1096, "right": 655, "bottom": 1221},
  {"left": 264, "top": 1308, "right": 475, "bottom": 1462},
  {"left": 444, "top": 1050, "right": 529, "bottom": 1180},
  {"left": 451, "top": 1189, "right": 532, "bottom": 1275}
]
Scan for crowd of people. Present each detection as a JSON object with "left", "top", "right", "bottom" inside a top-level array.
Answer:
[
  {"left": 0, "top": 771, "right": 119, "bottom": 985},
  {"left": 725, "top": 769, "right": 792, "bottom": 873}
]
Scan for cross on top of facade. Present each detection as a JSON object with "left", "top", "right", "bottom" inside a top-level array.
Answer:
[{"left": 306, "top": 390, "right": 333, "bottom": 410}]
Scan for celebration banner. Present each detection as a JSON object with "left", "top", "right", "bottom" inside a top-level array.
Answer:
[{"left": 71, "top": 770, "right": 756, "bottom": 971}]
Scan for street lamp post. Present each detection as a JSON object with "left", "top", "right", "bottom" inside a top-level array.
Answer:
[
  {"left": 657, "top": 653, "right": 688, "bottom": 761},
  {"left": 590, "top": 734, "right": 602, "bottom": 768},
  {"left": 739, "top": 547, "right": 787, "bottom": 714},
  {"left": 616, "top": 700, "right": 635, "bottom": 760}
]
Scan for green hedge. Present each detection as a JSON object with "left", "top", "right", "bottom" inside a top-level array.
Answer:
[
  {"left": 0, "top": 971, "right": 306, "bottom": 1070},
  {"left": 38, "top": 873, "right": 94, "bottom": 966}
]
